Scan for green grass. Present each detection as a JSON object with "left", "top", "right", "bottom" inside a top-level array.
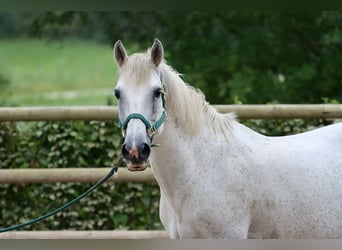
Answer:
[{"left": 0, "top": 38, "right": 118, "bottom": 106}]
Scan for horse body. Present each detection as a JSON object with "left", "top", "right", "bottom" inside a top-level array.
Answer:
[
  {"left": 151, "top": 119, "right": 342, "bottom": 238},
  {"left": 113, "top": 39, "right": 342, "bottom": 238}
]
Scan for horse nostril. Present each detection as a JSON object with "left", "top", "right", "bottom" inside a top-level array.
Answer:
[
  {"left": 121, "top": 143, "right": 130, "bottom": 160},
  {"left": 121, "top": 142, "right": 150, "bottom": 162},
  {"left": 139, "top": 143, "right": 151, "bottom": 161}
]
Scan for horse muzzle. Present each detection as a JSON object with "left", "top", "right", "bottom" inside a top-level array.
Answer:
[{"left": 121, "top": 141, "right": 151, "bottom": 171}]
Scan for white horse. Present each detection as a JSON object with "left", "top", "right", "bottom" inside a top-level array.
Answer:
[{"left": 113, "top": 39, "right": 342, "bottom": 239}]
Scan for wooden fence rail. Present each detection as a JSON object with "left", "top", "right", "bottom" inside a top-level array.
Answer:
[
  {"left": 0, "top": 168, "right": 156, "bottom": 184},
  {"left": 0, "top": 104, "right": 342, "bottom": 121},
  {"left": 0, "top": 230, "right": 169, "bottom": 239}
]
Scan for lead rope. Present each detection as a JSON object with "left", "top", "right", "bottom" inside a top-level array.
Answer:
[{"left": 0, "top": 158, "right": 121, "bottom": 233}]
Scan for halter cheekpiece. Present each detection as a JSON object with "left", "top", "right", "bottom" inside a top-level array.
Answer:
[{"left": 117, "top": 73, "right": 167, "bottom": 143}]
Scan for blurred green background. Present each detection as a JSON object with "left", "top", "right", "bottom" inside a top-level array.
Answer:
[
  {"left": 0, "top": 11, "right": 341, "bottom": 232},
  {"left": 1, "top": 11, "right": 341, "bottom": 106}
]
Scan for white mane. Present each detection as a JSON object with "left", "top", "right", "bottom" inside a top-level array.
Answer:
[
  {"left": 119, "top": 52, "right": 155, "bottom": 84},
  {"left": 160, "top": 62, "right": 235, "bottom": 138}
]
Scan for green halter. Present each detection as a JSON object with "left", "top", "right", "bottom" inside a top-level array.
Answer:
[{"left": 117, "top": 77, "right": 167, "bottom": 143}]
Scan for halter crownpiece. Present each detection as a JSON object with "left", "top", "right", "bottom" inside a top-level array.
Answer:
[{"left": 117, "top": 74, "right": 167, "bottom": 144}]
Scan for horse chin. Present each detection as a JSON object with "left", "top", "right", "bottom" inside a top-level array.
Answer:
[{"left": 127, "top": 162, "right": 147, "bottom": 172}]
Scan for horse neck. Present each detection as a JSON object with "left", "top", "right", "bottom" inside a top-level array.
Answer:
[
  {"left": 151, "top": 65, "right": 232, "bottom": 175},
  {"left": 150, "top": 65, "right": 266, "bottom": 199}
]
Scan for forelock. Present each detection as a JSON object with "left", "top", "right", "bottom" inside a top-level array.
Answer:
[{"left": 119, "top": 51, "right": 155, "bottom": 85}]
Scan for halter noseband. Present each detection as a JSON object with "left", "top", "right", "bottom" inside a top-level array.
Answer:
[{"left": 117, "top": 75, "right": 167, "bottom": 143}]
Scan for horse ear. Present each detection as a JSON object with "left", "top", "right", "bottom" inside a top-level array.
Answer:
[
  {"left": 113, "top": 40, "right": 127, "bottom": 67},
  {"left": 151, "top": 39, "right": 164, "bottom": 67}
]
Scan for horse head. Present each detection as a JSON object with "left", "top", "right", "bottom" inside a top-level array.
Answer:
[{"left": 113, "top": 39, "right": 166, "bottom": 171}]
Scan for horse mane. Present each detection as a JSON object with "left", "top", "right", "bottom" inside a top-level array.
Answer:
[
  {"left": 161, "top": 62, "right": 236, "bottom": 138},
  {"left": 119, "top": 52, "right": 154, "bottom": 84}
]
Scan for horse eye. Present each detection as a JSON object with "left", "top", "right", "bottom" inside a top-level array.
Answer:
[
  {"left": 114, "top": 89, "right": 121, "bottom": 99},
  {"left": 153, "top": 88, "right": 162, "bottom": 99}
]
